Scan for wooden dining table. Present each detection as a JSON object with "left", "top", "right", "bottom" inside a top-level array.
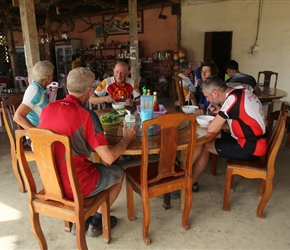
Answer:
[
  {"left": 257, "top": 87, "right": 288, "bottom": 119},
  {"left": 0, "top": 88, "right": 25, "bottom": 100},
  {"left": 94, "top": 107, "right": 217, "bottom": 209}
]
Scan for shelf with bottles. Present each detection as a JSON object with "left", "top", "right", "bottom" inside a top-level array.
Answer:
[
  {"left": 141, "top": 59, "right": 174, "bottom": 81},
  {"left": 78, "top": 46, "right": 131, "bottom": 65},
  {"left": 140, "top": 57, "right": 174, "bottom": 97}
]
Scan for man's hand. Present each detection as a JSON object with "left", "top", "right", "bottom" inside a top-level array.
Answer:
[
  {"left": 208, "top": 104, "right": 220, "bottom": 115},
  {"left": 196, "top": 108, "right": 205, "bottom": 115},
  {"left": 125, "top": 98, "right": 134, "bottom": 107},
  {"left": 122, "top": 121, "right": 138, "bottom": 142},
  {"left": 106, "top": 95, "right": 116, "bottom": 103}
]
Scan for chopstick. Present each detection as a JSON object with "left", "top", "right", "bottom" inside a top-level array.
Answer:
[{"left": 109, "top": 95, "right": 117, "bottom": 104}]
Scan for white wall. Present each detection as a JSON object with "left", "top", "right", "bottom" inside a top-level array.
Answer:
[{"left": 181, "top": 0, "right": 290, "bottom": 102}]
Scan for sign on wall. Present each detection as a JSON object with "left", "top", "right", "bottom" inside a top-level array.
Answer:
[{"left": 103, "top": 11, "right": 143, "bottom": 35}]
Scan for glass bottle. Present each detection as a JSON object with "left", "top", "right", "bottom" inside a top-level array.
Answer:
[
  {"left": 146, "top": 89, "right": 151, "bottom": 96},
  {"left": 153, "top": 91, "right": 160, "bottom": 111}
]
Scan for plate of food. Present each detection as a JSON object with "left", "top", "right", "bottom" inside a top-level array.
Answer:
[{"left": 100, "top": 114, "right": 123, "bottom": 124}]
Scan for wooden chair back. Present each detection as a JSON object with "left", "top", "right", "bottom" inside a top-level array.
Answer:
[
  {"left": 267, "top": 101, "right": 290, "bottom": 148},
  {"left": 125, "top": 113, "right": 196, "bottom": 244},
  {"left": 15, "top": 128, "right": 111, "bottom": 249},
  {"left": 223, "top": 102, "right": 288, "bottom": 218},
  {"left": 257, "top": 71, "right": 278, "bottom": 88},
  {"left": 1, "top": 99, "right": 34, "bottom": 193},
  {"left": 172, "top": 75, "right": 185, "bottom": 106}
]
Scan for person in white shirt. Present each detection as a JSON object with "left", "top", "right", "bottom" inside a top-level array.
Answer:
[{"left": 178, "top": 61, "right": 197, "bottom": 105}]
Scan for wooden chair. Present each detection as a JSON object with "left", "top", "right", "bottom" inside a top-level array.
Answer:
[
  {"left": 223, "top": 102, "right": 288, "bottom": 218},
  {"left": 125, "top": 113, "right": 196, "bottom": 245},
  {"left": 267, "top": 101, "right": 290, "bottom": 148},
  {"left": 15, "top": 128, "right": 111, "bottom": 249},
  {"left": 257, "top": 71, "right": 279, "bottom": 119},
  {"left": 257, "top": 71, "right": 278, "bottom": 88},
  {"left": 0, "top": 82, "right": 8, "bottom": 126},
  {"left": 1, "top": 99, "right": 34, "bottom": 193},
  {"left": 172, "top": 75, "right": 186, "bottom": 106}
]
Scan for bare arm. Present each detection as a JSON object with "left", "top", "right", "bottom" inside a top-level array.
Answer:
[
  {"left": 94, "top": 122, "right": 138, "bottom": 164},
  {"left": 207, "top": 114, "right": 226, "bottom": 134},
  {"left": 13, "top": 103, "right": 35, "bottom": 129},
  {"left": 89, "top": 94, "right": 114, "bottom": 105}
]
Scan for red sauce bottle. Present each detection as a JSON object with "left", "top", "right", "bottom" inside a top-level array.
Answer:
[{"left": 153, "top": 91, "right": 160, "bottom": 111}]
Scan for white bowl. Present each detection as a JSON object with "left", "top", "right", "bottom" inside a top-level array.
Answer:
[
  {"left": 196, "top": 115, "right": 215, "bottom": 127},
  {"left": 112, "top": 102, "right": 126, "bottom": 109},
  {"left": 182, "top": 105, "right": 198, "bottom": 114}
]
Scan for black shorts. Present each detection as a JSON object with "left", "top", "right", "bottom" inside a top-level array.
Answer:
[{"left": 215, "top": 131, "right": 259, "bottom": 161}]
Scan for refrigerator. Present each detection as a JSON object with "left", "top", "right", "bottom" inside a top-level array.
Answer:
[{"left": 55, "top": 39, "right": 81, "bottom": 77}]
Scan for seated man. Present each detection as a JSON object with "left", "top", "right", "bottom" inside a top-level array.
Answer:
[
  {"left": 39, "top": 67, "right": 138, "bottom": 237},
  {"left": 192, "top": 76, "right": 268, "bottom": 192},
  {"left": 177, "top": 61, "right": 197, "bottom": 105},
  {"left": 225, "top": 60, "right": 261, "bottom": 95},
  {"left": 89, "top": 61, "right": 140, "bottom": 108}
]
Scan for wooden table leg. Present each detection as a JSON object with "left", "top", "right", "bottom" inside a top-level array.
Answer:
[{"left": 163, "top": 193, "right": 171, "bottom": 210}]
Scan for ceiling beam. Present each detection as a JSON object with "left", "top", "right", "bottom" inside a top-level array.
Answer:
[{"left": 12, "top": 0, "right": 38, "bottom": 7}]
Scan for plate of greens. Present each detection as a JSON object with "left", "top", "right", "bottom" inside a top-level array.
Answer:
[{"left": 99, "top": 110, "right": 125, "bottom": 126}]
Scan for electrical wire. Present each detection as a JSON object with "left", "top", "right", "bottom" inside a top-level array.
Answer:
[{"left": 254, "top": 0, "right": 264, "bottom": 46}]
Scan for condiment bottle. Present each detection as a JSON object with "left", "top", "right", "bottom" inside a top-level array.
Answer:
[
  {"left": 146, "top": 89, "right": 150, "bottom": 95},
  {"left": 153, "top": 91, "right": 160, "bottom": 111}
]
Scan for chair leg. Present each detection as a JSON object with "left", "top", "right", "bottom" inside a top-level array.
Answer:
[
  {"left": 258, "top": 179, "right": 266, "bottom": 196},
  {"left": 163, "top": 193, "right": 171, "bottom": 210},
  {"left": 30, "top": 212, "right": 47, "bottom": 250},
  {"left": 286, "top": 133, "right": 290, "bottom": 148},
  {"left": 267, "top": 114, "right": 275, "bottom": 132},
  {"left": 75, "top": 219, "right": 87, "bottom": 250},
  {"left": 101, "top": 194, "right": 111, "bottom": 243},
  {"left": 142, "top": 194, "right": 151, "bottom": 245},
  {"left": 181, "top": 187, "right": 192, "bottom": 230},
  {"left": 12, "top": 155, "right": 25, "bottom": 193},
  {"left": 210, "top": 154, "right": 218, "bottom": 176},
  {"left": 223, "top": 168, "right": 233, "bottom": 211},
  {"left": 64, "top": 221, "right": 71, "bottom": 232},
  {"left": 257, "top": 181, "right": 273, "bottom": 218},
  {"left": 126, "top": 180, "right": 136, "bottom": 221}
]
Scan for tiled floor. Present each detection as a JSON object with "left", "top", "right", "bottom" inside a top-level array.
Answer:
[{"left": 1, "top": 97, "right": 290, "bottom": 249}]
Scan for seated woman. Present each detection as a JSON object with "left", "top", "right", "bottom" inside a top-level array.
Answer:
[{"left": 197, "top": 62, "right": 220, "bottom": 116}]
